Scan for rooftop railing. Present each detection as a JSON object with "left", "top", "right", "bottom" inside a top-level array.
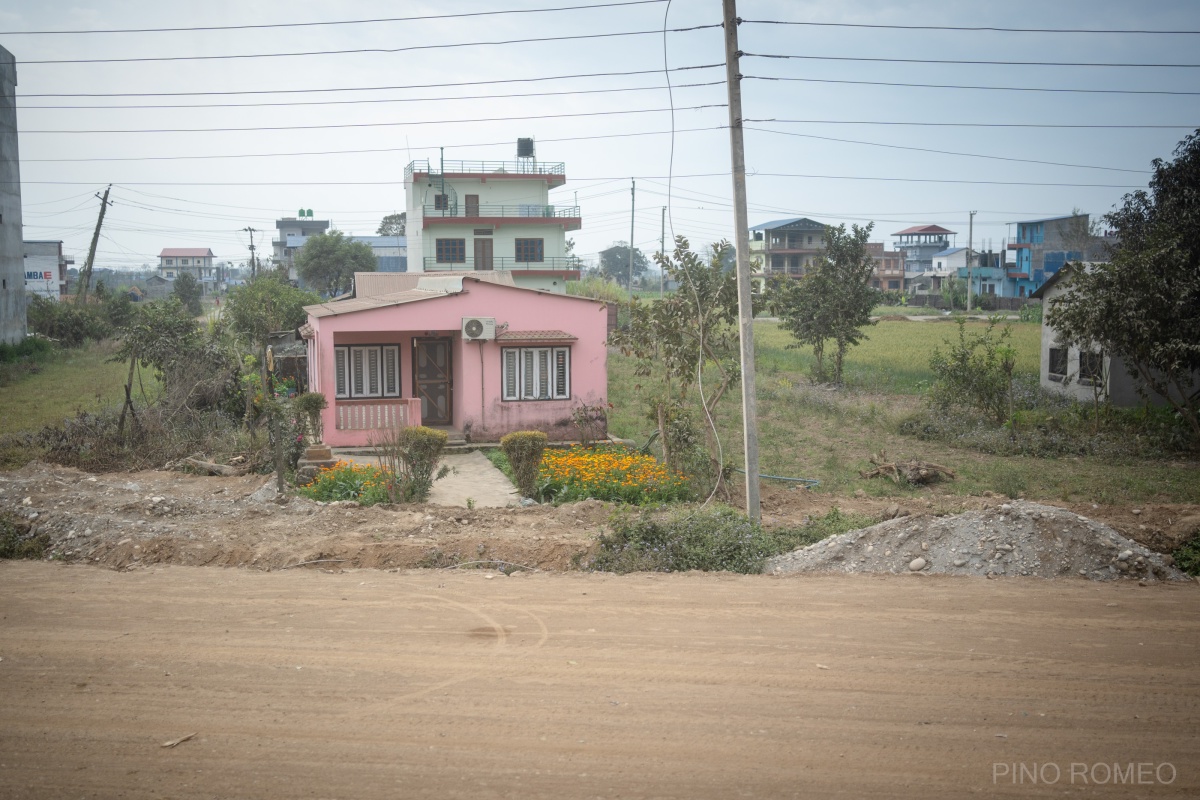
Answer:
[
  {"left": 421, "top": 204, "right": 580, "bottom": 219},
  {"left": 405, "top": 159, "right": 566, "bottom": 179}
]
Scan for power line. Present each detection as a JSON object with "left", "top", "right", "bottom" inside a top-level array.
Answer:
[
  {"left": 19, "top": 25, "right": 721, "bottom": 65},
  {"left": 744, "top": 74, "right": 1200, "bottom": 97},
  {"left": 741, "top": 19, "right": 1200, "bottom": 35},
  {"left": 21, "top": 104, "right": 726, "bottom": 134},
  {"left": 17, "top": 64, "right": 723, "bottom": 98},
  {"left": 744, "top": 52, "right": 1200, "bottom": 69},
  {"left": 745, "top": 127, "right": 1149, "bottom": 173},
  {"left": 0, "top": 1, "right": 669, "bottom": 35},
  {"left": 18, "top": 80, "right": 724, "bottom": 111},
  {"left": 746, "top": 119, "right": 1196, "bottom": 130}
]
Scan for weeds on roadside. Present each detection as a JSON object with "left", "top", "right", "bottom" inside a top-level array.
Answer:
[
  {"left": 1173, "top": 536, "right": 1200, "bottom": 576},
  {"left": 587, "top": 505, "right": 874, "bottom": 574},
  {"left": 0, "top": 513, "right": 49, "bottom": 560}
]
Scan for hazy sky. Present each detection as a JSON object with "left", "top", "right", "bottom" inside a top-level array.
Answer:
[{"left": 5, "top": 0, "right": 1199, "bottom": 271}]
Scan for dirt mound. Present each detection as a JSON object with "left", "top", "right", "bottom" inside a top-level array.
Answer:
[
  {"left": 0, "top": 461, "right": 607, "bottom": 572},
  {"left": 767, "top": 500, "right": 1189, "bottom": 581}
]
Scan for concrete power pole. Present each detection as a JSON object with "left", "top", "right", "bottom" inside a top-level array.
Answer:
[
  {"left": 628, "top": 180, "right": 636, "bottom": 305},
  {"left": 244, "top": 227, "right": 259, "bottom": 280},
  {"left": 660, "top": 206, "right": 666, "bottom": 300},
  {"left": 77, "top": 185, "right": 113, "bottom": 303},
  {"left": 966, "top": 210, "right": 976, "bottom": 312},
  {"left": 722, "top": 0, "right": 762, "bottom": 522}
]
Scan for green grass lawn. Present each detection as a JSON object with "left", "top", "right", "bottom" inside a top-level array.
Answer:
[
  {"left": 0, "top": 341, "right": 147, "bottom": 435},
  {"left": 606, "top": 319, "right": 1200, "bottom": 505}
]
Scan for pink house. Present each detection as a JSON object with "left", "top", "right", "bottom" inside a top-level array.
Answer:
[{"left": 303, "top": 274, "right": 610, "bottom": 446}]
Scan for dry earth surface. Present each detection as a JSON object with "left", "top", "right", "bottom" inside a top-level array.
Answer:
[{"left": 2, "top": 462, "right": 1199, "bottom": 798}]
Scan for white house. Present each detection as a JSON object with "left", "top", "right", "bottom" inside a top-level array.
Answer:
[
  {"left": 158, "top": 248, "right": 218, "bottom": 294},
  {"left": 403, "top": 140, "right": 581, "bottom": 293},
  {"left": 23, "top": 240, "right": 70, "bottom": 301}
]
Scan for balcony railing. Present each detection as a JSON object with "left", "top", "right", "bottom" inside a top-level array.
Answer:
[
  {"left": 405, "top": 159, "right": 566, "bottom": 180},
  {"left": 422, "top": 204, "right": 580, "bottom": 219},
  {"left": 423, "top": 257, "right": 581, "bottom": 272}
]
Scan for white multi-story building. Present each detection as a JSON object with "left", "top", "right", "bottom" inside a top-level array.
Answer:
[
  {"left": 22, "top": 240, "right": 71, "bottom": 301},
  {"left": 403, "top": 142, "right": 581, "bottom": 293},
  {"left": 158, "top": 248, "right": 219, "bottom": 294}
]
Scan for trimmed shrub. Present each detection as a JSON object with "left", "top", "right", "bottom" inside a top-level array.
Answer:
[
  {"left": 372, "top": 425, "right": 450, "bottom": 503},
  {"left": 501, "top": 430, "right": 548, "bottom": 498}
]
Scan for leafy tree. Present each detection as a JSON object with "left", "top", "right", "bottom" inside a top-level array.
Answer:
[
  {"left": 1046, "top": 129, "right": 1200, "bottom": 444},
  {"left": 773, "top": 223, "right": 878, "bottom": 384},
  {"left": 295, "top": 231, "right": 377, "bottom": 297},
  {"left": 224, "top": 274, "right": 320, "bottom": 349},
  {"left": 940, "top": 275, "right": 967, "bottom": 311},
  {"left": 172, "top": 271, "right": 203, "bottom": 316},
  {"left": 609, "top": 238, "right": 760, "bottom": 493},
  {"left": 599, "top": 242, "right": 650, "bottom": 288},
  {"left": 377, "top": 212, "right": 406, "bottom": 236},
  {"left": 928, "top": 317, "right": 1018, "bottom": 425}
]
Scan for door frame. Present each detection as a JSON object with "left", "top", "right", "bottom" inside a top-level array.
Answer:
[
  {"left": 412, "top": 337, "right": 454, "bottom": 426},
  {"left": 473, "top": 237, "right": 493, "bottom": 271}
]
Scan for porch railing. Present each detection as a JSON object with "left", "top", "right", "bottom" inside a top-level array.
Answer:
[{"left": 334, "top": 399, "right": 420, "bottom": 431}]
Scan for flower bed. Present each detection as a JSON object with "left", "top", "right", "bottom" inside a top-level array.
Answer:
[
  {"left": 538, "top": 444, "right": 691, "bottom": 504},
  {"left": 296, "top": 459, "right": 390, "bottom": 505}
]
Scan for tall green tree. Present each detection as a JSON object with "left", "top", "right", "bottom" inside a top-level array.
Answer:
[
  {"left": 172, "top": 271, "right": 203, "bottom": 316},
  {"left": 1046, "top": 129, "right": 1200, "bottom": 443},
  {"left": 773, "top": 222, "right": 878, "bottom": 384},
  {"left": 599, "top": 242, "right": 649, "bottom": 288},
  {"left": 377, "top": 212, "right": 406, "bottom": 236},
  {"left": 295, "top": 231, "right": 377, "bottom": 297},
  {"left": 224, "top": 274, "right": 320, "bottom": 349}
]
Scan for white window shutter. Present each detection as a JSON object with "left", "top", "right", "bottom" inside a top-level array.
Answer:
[
  {"left": 522, "top": 350, "right": 535, "bottom": 399},
  {"left": 383, "top": 346, "right": 399, "bottom": 396},
  {"left": 502, "top": 349, "right": 518, "bottom": 401},
  {"left": 366, "top": 348, "right": 380, "bottom": 397},
  {"left": 553, "top": 348, "right": 569, "bottom": 399},
  {"left": 351, "top": 348, "right": 365, "bottom": 397},
  {"left": 536, "top": 349, "right": 550, "bottom": 399},
  {"left": 335, "top": 348, "right": 348, "bottom": 398}
]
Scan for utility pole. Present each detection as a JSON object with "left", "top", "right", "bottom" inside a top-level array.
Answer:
[
  {"left": 243, "top": 227, "right": 259, "bottom": 280},
  {"left": 628, "top": 180, "right": 636, "bottom": 308},
  {"left": 77, "top": 185, "right": 113, "bottom": 303},
  {"left": 722, "top": 0, "right": 761, "bottom": 522},
  {"left": 966, "top": 210, "right": 976, "bottom": 312},
  {"left": 660, "top": 206, "right": 666, "bottom": 300}
]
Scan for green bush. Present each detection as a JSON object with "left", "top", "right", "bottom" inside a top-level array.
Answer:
[
  {"left": 928, "top": 316, "right": 1017, "bottom": 424},
  {"left": 0, "top": 337, "right": 55, "bottom": 364},
  {"left": 371, "top": 425, "right": 450, "bottom": 503},
  {"left": 27, "top": 296, "right": 112, "bottom": 347},
  {"left": 0, "top": 513, "right": 49, "bottom": 559},
  {"left": 292, "top": 392, "right": 328, "bottom": 443},
  {"left": 1173, "top": 535, "right": 1200, "bottom": 576},
  {"left": 588, "top": 505, "right": 875, "bottom": 574},
  {"left": 501, "top": 430, "right": 548, "bottom": 498}
]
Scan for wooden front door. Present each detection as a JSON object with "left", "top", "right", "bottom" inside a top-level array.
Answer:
[
  {"left": 474, "top": 237, "right": 493, "bottom": 271},
  {"left": 413, "top": 338, "right": 452, "bottom": 426},
  {"left": 465, "top": 194, "right": 479, "bottom": 217}
]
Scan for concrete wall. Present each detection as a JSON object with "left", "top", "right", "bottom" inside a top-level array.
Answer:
[
  {"left": 308, "top": 280, "right": 609, "bottom": 446},
  {"left": 0, "top": 45, "right": 25, "bottom": 343}
]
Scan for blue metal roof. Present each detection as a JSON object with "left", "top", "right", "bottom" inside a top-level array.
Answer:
[
  {"left": 749, "top": 217, "right": 826, "bottom": 232},
  {"left": 933, "top": 247, "right": 967, "bottom": 257}
]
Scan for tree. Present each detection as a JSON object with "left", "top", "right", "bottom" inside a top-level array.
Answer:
[
  {"left": 599, "top": 242, "right": 650, "bottom": 288},
  {"left": 1046, "top": 129, "right": 1200, "bottom": 443},
  {"left": 773, "top": 223, "right": 878, "bottom": 384},
  {"left": 295, "top": 231, "right": 377, "bottom": 297},
  {"left": 172, "top": 271, "right": 203, "bottom": 316},
  {"left": 224, "top": 273, "right": 320, "bottom": 349},
  {"left": 608, "top": 238, "right": 760, "bottom": 493},
  {"left": 377, "top": 212, "right": 406, "bottom": 236}
]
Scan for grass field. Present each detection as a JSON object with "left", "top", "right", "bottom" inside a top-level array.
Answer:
[
  {"left": 606, "top": 319, "right": 1200, "bottom": 505},
  {"left": 0, "top": 341, "right": 145, "bottom": 436}
]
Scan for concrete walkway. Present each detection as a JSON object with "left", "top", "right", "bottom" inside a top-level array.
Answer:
[{"left": 332, "top": 448, "right": 519, "bottom": 508}]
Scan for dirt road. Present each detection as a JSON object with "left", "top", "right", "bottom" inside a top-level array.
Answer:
[{"left": 2, "top": 562, "right": 1197, "bottom": 798}]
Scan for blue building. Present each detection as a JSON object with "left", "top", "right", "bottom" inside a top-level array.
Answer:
[{"left": 1006, "top": 214, "right": 1108, "bottom": 298}]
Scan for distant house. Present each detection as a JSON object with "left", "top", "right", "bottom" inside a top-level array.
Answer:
[
  {"left": 143, "top": 274, "right": 172, "bottom": 300},
  {"left": 23, "top": 240, "right": 71, "bottom": 301},
  {"left": 1006, "top": 214, "right": 1111, "bottom": 298},
  {"left": 866, "top": 242, "right": 905, "bottom": 291},
  {"left": 749, "top": 217, "right": 828, "bottom": 279},
  {"left": 404, "top": 141, "right": 582, "bottom": 293},
  {"left": 304, "top": 274, "right": 609, "bottom": 446},
  {"left": 1031, "top": 267, "right": 1198, "bottom": 407},
  {"left": 893, "top": 225, "right": 956, "bottom": 293},
  {"left": 158, "top": 248, "right": 219, "bottom": 294}
]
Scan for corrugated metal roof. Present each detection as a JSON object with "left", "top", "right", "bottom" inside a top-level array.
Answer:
[
  {"left": 160, "top": 248, "right": 215, "bottom": 257},
  {"left": 893, "top": 225, "right": 956, "bottom": 236},
  {"left": 496, "top": 330, "right": 578, "bottom": 343},
  {"left": 749, "top": 217, "right": 826, "bottom": 232},
  {"left": 355, "top": 271, "right": 516, "bottom": 298},
  {"left": 305, "top": 288, "right": 452, "bottom": 318},
  {"left": 932, "top": 247, "right": 967, "bottom": 256}
]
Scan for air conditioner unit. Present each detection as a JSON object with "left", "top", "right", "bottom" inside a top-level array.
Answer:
[{"left": 461, "top": 316, "right": 496, "bottom": 341}]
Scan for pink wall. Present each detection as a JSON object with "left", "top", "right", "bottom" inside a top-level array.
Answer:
[{"left": 307, "top": 281, "right": 609, "bottom": 446}]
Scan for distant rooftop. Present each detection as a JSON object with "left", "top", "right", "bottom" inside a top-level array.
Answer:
[
  {"left": 893, "top": 225, "right": 956, "bottom": 236},
  {"left": 749, "top": 217, "right": 827, "bottom": 231},
  {"left": 160, "top": 248, "right": 214, "bottom": 257}
]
